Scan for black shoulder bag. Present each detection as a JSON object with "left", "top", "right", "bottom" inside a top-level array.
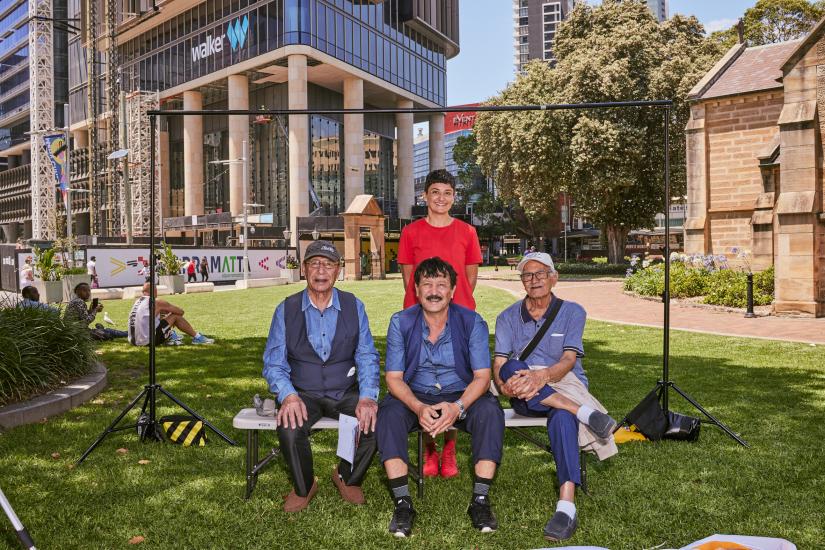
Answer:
[{"left": 518, "top": 298, "right": 564, "bottom": 362}]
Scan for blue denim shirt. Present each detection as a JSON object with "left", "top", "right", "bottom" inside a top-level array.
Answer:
[
  {"left": 385, "top": 310, "right": 491, "bottom": 395},
  {"left": 262, "top": 289, "right": 380, "bottom": 403}
]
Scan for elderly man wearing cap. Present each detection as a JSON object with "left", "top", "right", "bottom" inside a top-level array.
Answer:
[
  {"left": 492, "top": 252, "right": 617, "bottom": 542},
  {"left": 262, "top": 240, "right": 381, "bottom": 512}
]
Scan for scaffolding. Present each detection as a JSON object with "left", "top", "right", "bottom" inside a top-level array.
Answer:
[
  {"left": 125, "top": 90, "right": 161, "bottom": 236},
  {"left": 29, "top": 0, "right": 56, "bottom": 240},
  {"left": 105, "top": 0, "right": 121, "bottom": 237}
]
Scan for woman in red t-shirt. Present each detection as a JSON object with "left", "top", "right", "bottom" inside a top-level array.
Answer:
[{"left": 397, "top": 169, "right": 483, "bottom": 479}]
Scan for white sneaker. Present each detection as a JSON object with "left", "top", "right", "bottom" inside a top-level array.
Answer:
[{"left": 191, "top": 334, "right": 214, "bottom": 345}]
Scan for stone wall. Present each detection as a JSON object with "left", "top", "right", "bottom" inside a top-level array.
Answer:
[{"left": 685, "top": 92, "right": 783, "bottom": 270}]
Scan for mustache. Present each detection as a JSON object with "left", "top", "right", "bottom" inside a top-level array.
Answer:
[{"left": 425, "top": 295, "right": 444, "bottom": 302}]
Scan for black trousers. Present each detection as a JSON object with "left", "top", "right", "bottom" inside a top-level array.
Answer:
[{"left": 276, "top": 387, "right": 376, "bottom": 497}]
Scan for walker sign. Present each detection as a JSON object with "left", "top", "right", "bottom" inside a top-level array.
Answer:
[
  {"left": 86, "top": 247, "right": 289, "bottom": 288},
  {"left": 192, "top": 15, "right": 249, "bottom": 62}
]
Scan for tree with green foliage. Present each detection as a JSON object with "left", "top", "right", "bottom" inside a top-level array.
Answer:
[
  {"left": 710, "top": 0, "right": 824, "bottom": 48},
  {"left": 452, "top": 132, "right": 556, "bottom": 243},
  {"left": 474, "top": 0, "right": 725, "bottom": 263}
]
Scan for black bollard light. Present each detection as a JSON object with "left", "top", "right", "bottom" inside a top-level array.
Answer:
[{"left": 745, "top": 272, "right": 755, "bottom": 318}]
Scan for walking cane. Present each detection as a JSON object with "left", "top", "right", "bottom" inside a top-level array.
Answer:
[{"left": 0, "top": 487, "right": 36, "bottom": 550}]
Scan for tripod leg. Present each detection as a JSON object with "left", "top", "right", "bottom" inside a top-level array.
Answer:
[
  {"left": 77, "top": 388, "right": 149, "bottom": 465},
  {"left": 157, "top": 387, "right": 237, "bottom": 446},
  {"left": 138, "top": 386, "right": 164, "bottom": 443},
  {"left": 669, "top": 383, "right": 749, "bottom": 447},
  {"left": 0, "top": 488, "right": 35, "bottom": 550}
]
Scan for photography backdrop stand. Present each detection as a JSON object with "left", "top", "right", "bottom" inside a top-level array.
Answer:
[
  {"left": 77, "top": 115, "right": 236, "bottom": 465},
  {"left": 618, "top": 109, "right": 748, "bottom": 447},
  {"left": 81, "top": 99, "right": 746, "bottom": 464}
]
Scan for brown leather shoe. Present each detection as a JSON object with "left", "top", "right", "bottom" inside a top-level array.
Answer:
[
  {"left": 283, "top": 478, "right": 318, "bottom": 512},
  {"left": 331, "top": 466, "right": 366, "bottom": 505}
]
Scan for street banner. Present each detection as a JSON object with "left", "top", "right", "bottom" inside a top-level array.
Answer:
[
  {"left": 85, "top": 247, "right": 291, "bottom": 288},
  {"left": 0, "top": 244, "right": 18, "bottom": 292},
  {"left": 43, "top": 134, "right": 68, "bottom": 194}
]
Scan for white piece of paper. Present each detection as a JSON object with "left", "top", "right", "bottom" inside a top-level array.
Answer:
[{"left": 336, "top": 413, "right": 359, "bottom": 470}]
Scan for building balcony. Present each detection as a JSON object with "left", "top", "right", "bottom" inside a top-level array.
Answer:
[
  {"left": 0, "top": 101, "right": 28, "bottom": 128},
  {"left": 0, "top": 80, "right": 28, "bottom": 105}
]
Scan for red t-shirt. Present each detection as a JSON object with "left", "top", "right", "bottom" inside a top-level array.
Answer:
[{"left": 398, "top": 218, "right": 483, "bottom": 310}]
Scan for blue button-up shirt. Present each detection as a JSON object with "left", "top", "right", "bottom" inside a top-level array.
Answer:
[
  {"left": 262, "top": 289, "right": 380, "bottom": 403},
  {"left": 385, "top": 309, "right": 491, "bottom": 395},
  {"left": 494, "top": 296, "right": 589, "bottom": 387}
]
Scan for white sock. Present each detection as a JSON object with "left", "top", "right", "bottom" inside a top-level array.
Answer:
[
  {"left": 576, "top": 405, "right": 595, "bottom": 425},
  {"left": 556, "top": 500, "right": 576, "bottom": 519},
  {"left": 194, "top": 332, "right": 202, "bottom": 339}
]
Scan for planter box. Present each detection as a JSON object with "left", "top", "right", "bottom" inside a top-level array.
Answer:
[
  {"left": 35, "top": 280, "right": 63, "bottom": 304},
  {"left": 283, "top": 268, "right": 301, "bottom": 283},
  {"left": 159, "top": 275, "right": 185, "bottom": 294},
  {"left": 62, "top": 274, "right": 92, "bottom": 303}
]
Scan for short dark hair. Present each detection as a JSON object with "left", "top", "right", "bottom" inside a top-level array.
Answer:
[
  {"left": 424, "top": 169, "right": 456, "bottom": 193},
  {"left": 90, "top": 256, "right": 96, "bottom": 261},
  {"left": 414, "top": 257, "right": 457, "bottom": 288},
  {"left": 74, "top": 282, "right": 90, "bottom": 293},
  {"left": 21, "top": 286, "right": 38, "bottom": 300}
]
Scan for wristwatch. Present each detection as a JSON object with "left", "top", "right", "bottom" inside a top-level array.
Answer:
[{"left": 454, "top": 398, "right": 467, "bottom": 421}]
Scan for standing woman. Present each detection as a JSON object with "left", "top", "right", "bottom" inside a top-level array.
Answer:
[
  {"left": 200, "top": 258, "right": 209, "bottom": 282},
  {"left": 396, "top": 169, "right": 483, "bottom": 479}
]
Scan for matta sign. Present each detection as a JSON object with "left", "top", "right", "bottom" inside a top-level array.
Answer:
[
  {"left": 444, "top": 103, "right": 480, "bottom": 135},
  {"left": 86, "top": 247, "right": 290, "bottom": 288}
]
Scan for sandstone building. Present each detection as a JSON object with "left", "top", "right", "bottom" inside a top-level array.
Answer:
[{"left": 686, "top": 23, "right": 825, "bottom": 317}]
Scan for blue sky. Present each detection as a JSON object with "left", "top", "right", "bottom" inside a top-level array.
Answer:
[{"left": 446, "top": 0, "right": 758, "bottom": 105}]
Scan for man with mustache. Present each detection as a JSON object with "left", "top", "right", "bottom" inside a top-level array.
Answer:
[
  {"left": 262, "top": 240, "right": 381, "bottom": 512},
  {"left": 397, "top": 169, "right": 483, "bottom": 478},
  {"left": 493, "top": 252, "right": 617, "bottom": 542},
  {"left": 376, "top": 257, "right": 504, "bottom": 537}
]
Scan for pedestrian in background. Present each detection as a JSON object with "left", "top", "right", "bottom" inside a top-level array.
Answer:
[{"left": 200, "top": 258, "right": 209, "bottom": 282}]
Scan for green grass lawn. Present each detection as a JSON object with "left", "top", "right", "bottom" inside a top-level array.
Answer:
[{"left": 1, "top": 281, "right": 824, "bottom": 549}]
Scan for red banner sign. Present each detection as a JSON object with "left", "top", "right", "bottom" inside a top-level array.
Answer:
[{"left": 444, "top": 103, "right": 481, "bottom": 134}]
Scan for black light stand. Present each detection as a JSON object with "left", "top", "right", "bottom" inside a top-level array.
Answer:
[
  {"left": 619, "top": 107, "right": 748, "bottom": 447},
  {"left": 77, "top": 115, "right": 236, "bottom": 465}
]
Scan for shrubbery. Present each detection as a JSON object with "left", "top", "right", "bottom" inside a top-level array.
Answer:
[
  {"left": 0, "top": 300, "right": 97, "bottom": 406},
  {"left": 555, "top": 262, "right": 628, "bottom": 275},
  {"left": 623, "top": 259, "right": 775, "bottom": 308}
]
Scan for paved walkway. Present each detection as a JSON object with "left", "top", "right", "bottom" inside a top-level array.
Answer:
[{"left": 481, "top": 279, "right": 825, "bottom": 345}]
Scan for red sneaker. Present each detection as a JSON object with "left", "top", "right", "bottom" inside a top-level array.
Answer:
[
  {"left": 423, "top": 446, "right": 440, "bottom": 477},
  {"left": 440, "top": 439, "right": 459, "bottom": 478}
]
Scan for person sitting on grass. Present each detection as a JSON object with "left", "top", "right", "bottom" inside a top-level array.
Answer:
[
  {"left": 493, "top": 252, "right": 617, "bottom": 542},
  {"left": 127, "top": 282, "right": 214, "bottom": 346},
  {"left": 262, "top": 240, "right": 381, "bottom": 513},
  {"left": 64, "top": 282, "right": 127, "bottom": 340},
  {"left": 20, "top": 286, "right": 57, "bottom": 311},
  {"left": 376, "top": 257, "right": 504, "bottom": 538}
]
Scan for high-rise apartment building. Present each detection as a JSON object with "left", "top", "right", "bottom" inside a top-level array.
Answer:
[
  {"left": 513, "top": 0, "right": 668, "bottom": 74},
  {"left": 513, "top": 0, "right": 575, "bottom": 73},
  {"left": 646, "top": 0, "right": 668, "bottom": 23}
]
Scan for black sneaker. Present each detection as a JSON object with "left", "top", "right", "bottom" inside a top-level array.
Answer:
[
  {"left": 467, "top": 495, "right": 498, "bottom": 533},
  {"left": 388, "top": 498, "right": 416, "bottom": 538}
]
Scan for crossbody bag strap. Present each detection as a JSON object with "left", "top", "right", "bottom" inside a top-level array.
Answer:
[{"left": 518, "top": 298, "right": 564, "bottom": 362}]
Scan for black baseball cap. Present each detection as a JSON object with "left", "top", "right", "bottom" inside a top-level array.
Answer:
[{"left": 304, "top": 240, "right": 341, "bottom": 263}]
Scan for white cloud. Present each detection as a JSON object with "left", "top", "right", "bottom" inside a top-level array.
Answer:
[{"left": 704, "top": 18, "right": 738, "bottom": 34}]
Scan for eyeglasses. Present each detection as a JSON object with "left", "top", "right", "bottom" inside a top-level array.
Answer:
[
  {"left": 520, "top": 270, "right": 552, "bottom": 282},
  {"left": 306, "top": 260, "right": 338, "bottom": 271}
]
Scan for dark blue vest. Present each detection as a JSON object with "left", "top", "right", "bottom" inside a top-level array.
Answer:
[
  {"left": 284, "top": 289, "right": 359, "bottom": 401},
  {"left": 398, "top": 303, "right": 476, "bottom": 385}
]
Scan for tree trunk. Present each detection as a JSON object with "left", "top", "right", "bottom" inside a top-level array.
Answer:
[{"left": 605, "top": 224, "right": 628, "bottom": 264}]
